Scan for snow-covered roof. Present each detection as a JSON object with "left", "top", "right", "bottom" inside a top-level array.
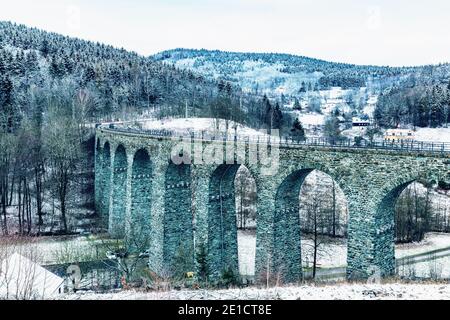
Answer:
[
  {"left": 0, "top": 253, "right": 65, "bottom": 299},
  {"left": 352, "top": 117, "right": 371, "bottom": 123},
  {"left": 385, "top": 129, "right": 414, "bottom": 135}
]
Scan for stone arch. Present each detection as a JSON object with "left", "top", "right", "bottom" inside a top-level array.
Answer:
[
  {"left": 163, "top": 161, "right": 194, "bottom": 276},
  {"left": 370, "top": 164, "right": 447, "bottom": 278},
  {"left": 374, "top": 180, "right": 414, "bottom": 277},
  {"left": 372, "top": 169, "right": 434, "bottom": 277},
  {"left": 234, "top": 165, "right": 258, "bottom": 277},
  {"left": 272, "top": 166, "right": 349, "bottom": 283},
  {"left": 95, "top": 139, "right": 102, "bottom": 215},
  {"left": 111, "top": 144, "right": 128, "bottom": 238},
  {"left": 273, "top": 169, "right": 313, "bottom": 283},
  {"left": 375, "top": 170, "right": 422, "bottom": 205},
  {"left": 129, "top": 148, "right": 153, "bottom": 251},
  {"left": 207, "top": 164, "right": 246, "bottom": 280}
]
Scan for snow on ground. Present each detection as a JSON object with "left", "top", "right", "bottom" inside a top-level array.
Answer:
[
  {"left": 297, "top": 113, "right": 326, "bottom": 127},
  {"left": 237, "top": 230, "right": 256, "bottom": 276},
  {"left": 61, "top": 283, "right": 450, "bottom": 300},
  {"left": 237, "top": 232, "right": 450, "bottom": 274},
  {"left": 363, "top": 95, "right": 378, "bottom": 117},
  {"left": 301, "top": 238, "right": 347, "bottom": 268},
  {"left": 414, "top": 128, "right": 450, "bottom": 143},
  {"left": 341, "top": 126, "right": 369, "bottom": 141},
  {"left": 138, "top": 118, "right": 268, "bottom": 137},
  {"left": 319, "top": 87, "right": 349, "bottom": 105},
  {"left": 319, "top": 87, "right": 354, "bottom": 115},
  {"left": 396, "top": 232, "right": 450, "bottom": 258},
  {"left": 3, "top": 231, "right": 449, "bottom": 271},
  {"left": 0, "top": 235, "right": 103, "bottom": 265},
  {"left": 398, "top": 256, "right": 450, "bottom": 279},
  {"left": 169, "top": 57, "right": 322, "bottom": 96}
]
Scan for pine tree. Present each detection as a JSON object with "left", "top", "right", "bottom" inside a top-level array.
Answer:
[
  {"left": 299, "top": 82, "right": 307, "bottom": 93},
  {"left": 291, "top": 118, "right": 306, "bottom": 141},
  {"left": 40, "top": 38, "right": 50, "bottom": 57},
  {"left": 272, "top": 102, "right": 283, "bottom": 130},
  {"left": 0, "top": 53, "right": 5, "bottom": 74},
  {"left": 25, "top": 51, "right": 38, "bottom": 73},
  {"left": 324, "top": 115, "right": 341, "bottom": 143},
  {"left": 0, "top": 75, "right": 17, "bottom": 132},
  {"left": 293, "top": 98, "right": 302, "bottom": 111}
]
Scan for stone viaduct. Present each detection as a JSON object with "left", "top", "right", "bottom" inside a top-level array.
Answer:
[{"left": 94, "top": 125, "right": 450, "bottom": 283}]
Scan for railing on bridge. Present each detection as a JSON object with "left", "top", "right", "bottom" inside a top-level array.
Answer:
[{"left": 98, "top": 124, "right": 450, "bottom": 154}]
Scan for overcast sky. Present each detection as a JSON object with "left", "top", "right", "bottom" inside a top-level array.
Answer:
[{"left": 1, "top": 0, "right": 449, "bottom": 67}]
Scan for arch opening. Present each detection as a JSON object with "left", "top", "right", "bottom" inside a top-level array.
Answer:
[
  {"left": 378, "top": 180, "right": 450, "bottom": 279},
  {"left": 273, "top": 169, "right": 348, "bottom": 283},
  {"left": 299, "top": 171, "right": 348, "bottom": 280},
  {"left": 95, "top": 139, "right": 102, "bottom": 216},
  {"left": 100, "top": 142, "right": 111, "bottom": 228},
  {"left": 129, "top": 149, "right": 152, "bottom": 252},
  {"left": 163, "top": 162, "right": 194, "bottom": 277},
  {"left": 111, "top": 144, "right": 127, "bottom": 238},
  {"left": 207, "top": 164, "right": 257, "bottom": 282},
  {"left": 235, "top": 166, "right": 257, "bottom": 278}
]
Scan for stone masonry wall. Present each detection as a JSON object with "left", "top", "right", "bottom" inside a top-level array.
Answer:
[{"left": 95, "top": 128, "right": 450, "bottom": 282}]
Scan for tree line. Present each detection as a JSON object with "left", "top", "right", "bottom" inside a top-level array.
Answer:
[
  {"left": 0, "top": 21, "right": 306, "bottom": 236},
  {"left": 156, "top": 48, "right": 419, "bottom": 90},
  {"left": 375, "top": 81, "right": 450, "bottom": 128}
]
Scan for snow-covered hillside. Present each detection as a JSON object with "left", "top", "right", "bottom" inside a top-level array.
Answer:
[
  {"left": 138, "top": 118, "right": 266, "bottom": 137},
  {"left": 155, "top": 49, "right": 413, "bottom": 97}
]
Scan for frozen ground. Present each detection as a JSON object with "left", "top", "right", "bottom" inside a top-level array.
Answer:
[
  {"left": 61, "top": 283, "right": 450, "bottom": 300},
  {"left": 2, "top": 231, "right": 448, "bottom": 270},
  {"left": 139, "top": 118, "right": 268, "bottom": 138},
  {"left": 398, "top": 256, "right": 450, "bottom": 279},
  {"left": 0, "top": 235, "right": 106, "bottom": 265},
  {"left": 237, "top": 232, "right": 450, "bottom": 275},
  {"left": 396, "top": 232, "right": 450, "bottom": 258},
  {"left": 237, "top": 230, "right": 256, "bottom": 276},
  {"left": 296, "top": 113, "right": 326, "bottom": 127},
  {"left": 414, "top": 127, "right": 450, "bottom": 143}
]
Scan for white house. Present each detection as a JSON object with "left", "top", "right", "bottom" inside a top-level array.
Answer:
[{"left": 0, "top": 253, "right": 65, "bottom": 300}]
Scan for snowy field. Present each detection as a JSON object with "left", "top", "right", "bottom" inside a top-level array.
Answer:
[
  {"left": 296, "top": 113, "right": 326, "bottom": 127},
  {"left": 398, "top": 256, "right": 450, "bottom": 279},
  {"left": 238, "top": 230, "right": 256, "bottom": 276},
  {"left": 139, "top": 118, "right": 268, "bottom": 138},
  {"left": 237, "top": 232, "right": 450, "bottom": 275},
  {"left": 414, "top": 128, "right": 450, "bottom": 143},
  {"left": 396, "top": 232, "right": 450, "bottom": 258},
  {"left": 61, "top": 283, "right": 450, "bottom": 300},
  {"left": 0, "top": 235, "right": 107, "bottom": 265},
  {"left": 2, "top": 231, "right": 448, "bottom": 271},
  {"left": 237, "top": 232, "right": 347, "bottom": 272}
]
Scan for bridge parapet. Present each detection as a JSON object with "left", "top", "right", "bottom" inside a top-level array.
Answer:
[{"left": 99, "top": 125, "right": 450, "bottom": 156}]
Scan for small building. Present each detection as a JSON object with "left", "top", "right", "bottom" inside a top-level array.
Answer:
[
  {"left": 0, "top": 253, "right": 65, "bottom": 299},
  {"left": 352, "top": 117, "right": 371, "bottom": 127},
  {"left": 384, "top": 129, "right": 415, "bottom": 142}
]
